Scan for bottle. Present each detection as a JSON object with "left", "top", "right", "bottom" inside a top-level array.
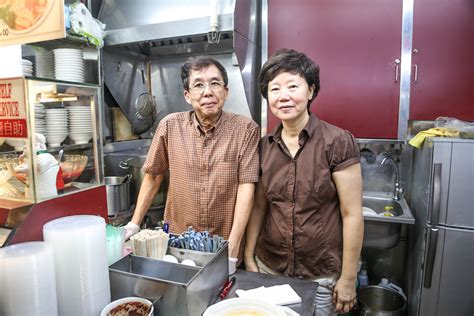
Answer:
[{"left": 358, "top": 269, "right": 369, "bottom": 287}]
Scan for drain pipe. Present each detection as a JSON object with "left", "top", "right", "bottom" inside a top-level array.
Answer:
[{"left": 208, "top": 0, "right": 220, "bottom": 43}]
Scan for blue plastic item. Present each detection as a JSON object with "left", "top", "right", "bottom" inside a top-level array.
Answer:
[{"left": 358, "top": 269, "right": 369, "bottom": 287}]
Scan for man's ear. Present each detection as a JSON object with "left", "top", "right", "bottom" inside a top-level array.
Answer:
[{"left": 183, "top": 90, "right": 192, "bottom": 104}]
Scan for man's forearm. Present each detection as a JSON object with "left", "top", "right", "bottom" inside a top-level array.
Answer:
[
  {"left": 244, "top": 182, "right": 268, "bottom": 260},
  {"left": 227, "top": 183, "right": 255, "bottom": 258},
  {"left": 130, "top": 173, "right": 165, "bottom": 225}
]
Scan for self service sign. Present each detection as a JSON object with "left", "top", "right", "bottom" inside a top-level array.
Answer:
[{"left": 0, "top": 78, "right": 27, "bottom": 138}]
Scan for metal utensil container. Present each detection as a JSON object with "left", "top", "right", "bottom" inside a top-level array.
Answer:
[
  {"left": 105, "top": 176, "right": 131, "bottom": 216},
  {"left": 119, "top": 157, "right": 168, "bottom": 207},
  {"left": 357, "top": 285, "right": 406, "bottom": 316},
  {"left": 109, "top": 242, "right": 228, "bottom": 316}
]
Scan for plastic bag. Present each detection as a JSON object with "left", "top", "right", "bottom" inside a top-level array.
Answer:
[
  {"left": 434, "top": 116, "right": 474, "bottom": 139},
  {"left": 68, "top": 2, "right": 106, "bottom": 48}
]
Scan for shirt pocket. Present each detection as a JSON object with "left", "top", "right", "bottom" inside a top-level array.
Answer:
[{"left": 215, "top": 161, "right": 238, "bottom": 194}]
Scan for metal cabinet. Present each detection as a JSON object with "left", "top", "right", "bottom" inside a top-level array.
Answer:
[
  {"left": 266, "top": 0, "right": 474, "bottom": 138},
  {"left": 0, "top": 34, "right": 104, "bottom": 204},
  {"left": 0, "top": 77, "right": 103, "bottom": 204},
  {"left": 409, "top": 0, "right": 474, "bottom": 121},
  {"left": 267, "top": 0, "right": 403, "bottom": 138}
]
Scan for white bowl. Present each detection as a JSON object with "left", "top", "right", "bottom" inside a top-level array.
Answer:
[
  {"left": 100, "top": 297, "right": 153, "bottom": 316},
  {"left": 162, "top": 254, "right": 179, "bottom": 264},
  {"left": 5, "top": 138, "right": 26, "bottom": 150},
  {"left": 69, "top": 134, "right": 92, "bottom": 144}
]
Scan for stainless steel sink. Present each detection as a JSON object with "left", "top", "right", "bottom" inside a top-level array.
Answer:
[{"left": 362, "top": 191, "right": 415, "bottom": 249}]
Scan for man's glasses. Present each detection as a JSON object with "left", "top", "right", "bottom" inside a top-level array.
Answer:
[{"left": 189, "top": 81, "right": 226, "bottom": 95}]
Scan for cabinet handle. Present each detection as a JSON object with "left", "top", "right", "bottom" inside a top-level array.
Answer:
[
  {"left": 423, "top": 227, "right": 438, "bottom": 288},
  {"left": 394, "top": 58, "right": 400, "bottom": 82},
  {"left": 413, "top": 64, "right": 418, "bottom": 83},
  {"left": 430, "top": 163, "right": 442, "bottom": 226}
]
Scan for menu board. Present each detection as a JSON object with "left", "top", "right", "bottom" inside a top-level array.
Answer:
[
  {"left": 0, "top": 0, "right": 65, "bottom": 47},
  {"left": 0, "top": 78, "right": 27, "bottom": 138}
]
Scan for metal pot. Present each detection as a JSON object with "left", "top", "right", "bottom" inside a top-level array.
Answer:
[
  {"left": 357, "top": 286, "right": 406, "bottom": 316},
  {"left": 119, "top": 156, "right": 168, "bottom": 207},
  {"left": 105, "top": 175, "right": 131, "bottom": 216}
]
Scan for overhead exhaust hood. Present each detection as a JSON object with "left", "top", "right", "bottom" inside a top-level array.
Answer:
[{"left": 98, "top": 0, "right": 262, "bottom": 138}]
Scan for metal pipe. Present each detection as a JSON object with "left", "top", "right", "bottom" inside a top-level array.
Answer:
[{"left": 381, "top": 154, "right": 403, "bottom": 200}]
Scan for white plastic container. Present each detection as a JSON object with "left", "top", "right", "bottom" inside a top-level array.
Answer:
[
  {"left": 43, "top": 215, "right": 111, "bottom": 315},
  {"left": 0, "top": 242, "right": 58, "bottom": 315}
]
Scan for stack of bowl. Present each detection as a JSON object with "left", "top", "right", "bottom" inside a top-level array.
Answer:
[
  {"left": 53, "top": 48, "right": 84, "bottom": 83},
  {"left": 45, "top": 108, "right": 68, "bottom": 147},
  {"left": 35, "top": 49, "right": 54, "bottom": 79},
  {"left": 22, "top": 59, "right": 33, "bottom": 76},
  {"left": 34, "top": 103, "right": 46, "bottom": 136},
  {"left": 67, "top": 105, "right": 92, "bottom": 144}
]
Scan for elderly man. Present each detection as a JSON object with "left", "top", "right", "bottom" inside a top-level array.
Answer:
[{"left": 124, "top": 56, "right": 260, "bottom": 265}]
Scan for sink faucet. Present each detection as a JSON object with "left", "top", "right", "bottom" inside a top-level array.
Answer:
[{"left": 381, "top": 154, "right": 403, "bottom": 200}]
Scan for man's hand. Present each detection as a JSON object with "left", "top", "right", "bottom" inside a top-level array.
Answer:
[
  {"left": 124, "top": 222, "right": 140, "bottom": 239},
  {"left": 228, "top": 257, "right": 238, "bottom": 275},
  {"left": 333, "top": 277, "right": 357, "bottom": 313}
]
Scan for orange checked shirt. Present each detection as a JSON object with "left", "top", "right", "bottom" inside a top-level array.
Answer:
[{"left": 143, "top": 111, "right": 260, "bottom": 239}]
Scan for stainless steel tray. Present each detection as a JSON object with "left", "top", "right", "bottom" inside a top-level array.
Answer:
[{"left": 109, "top": 242, "right": 228, "bottom": 315}]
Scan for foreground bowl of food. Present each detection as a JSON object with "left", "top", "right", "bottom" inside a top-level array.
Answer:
[{"left": 100, "top": 297, "right": 153, "bottom": 316}]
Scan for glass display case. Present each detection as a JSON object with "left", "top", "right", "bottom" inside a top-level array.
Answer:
[{"left": 0, "top": 77, "right": 103, "bottom": 204}]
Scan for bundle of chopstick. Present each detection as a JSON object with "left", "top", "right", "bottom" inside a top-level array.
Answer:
[{"left": 130, "top": 229, "right": 169, "bottom": 260}]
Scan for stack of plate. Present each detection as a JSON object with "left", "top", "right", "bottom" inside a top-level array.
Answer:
[
  {"left": 53, "top": 48, "right": 84, "bottom": 82},
  {"left": 45, "top": 108, "right": 68, "bottom": 147},
  {"left": 22, "top": 59, "right": 33, "bottom": 76},
  {"left": 67, "top": 106, "right": 92, "bottom": 144},
  {"left": 35, "top": 50, "right": 54, "bottom": 78},
  {"left": 34, "top": 103, "right": 46, "bottom": 136}
]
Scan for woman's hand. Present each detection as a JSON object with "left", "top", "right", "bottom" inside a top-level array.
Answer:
[
  {"left": 244, "top": 254, "right": 259, "bottom": 272},
  {"left": 333, "top": 277, "right": 357, "bottom": 313}
]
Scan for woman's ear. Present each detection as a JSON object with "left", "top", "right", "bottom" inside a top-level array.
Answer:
[{"left": 308, "top": 85, "right": 316, "bottom": 100}]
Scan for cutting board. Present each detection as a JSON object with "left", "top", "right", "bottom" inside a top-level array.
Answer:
[{"left": 111, "top": 108, "right": 139, "bottom": 141}]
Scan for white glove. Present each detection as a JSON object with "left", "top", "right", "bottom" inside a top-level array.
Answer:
[
  {"left": 124, "top": 222, "right": 140, "bottom": 239},
  {"left": 228, "top": 257, "right": 238, "bottom": 275}
]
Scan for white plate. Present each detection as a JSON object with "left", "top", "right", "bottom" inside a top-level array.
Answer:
[{"left": 203, "top": 298, "right": 286, "bottom": 316}]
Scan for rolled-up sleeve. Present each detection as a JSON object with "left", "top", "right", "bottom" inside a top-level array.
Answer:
[
  {"left": 329, "top": 130, "right": 360, "bottom": 172},
  {"left": 238, "top": 123, "right": 260, "bottom": 183}
]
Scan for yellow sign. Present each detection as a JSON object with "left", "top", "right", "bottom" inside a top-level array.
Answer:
[{"left": 0, "top": 0, "right": 65, "bottom": 47}]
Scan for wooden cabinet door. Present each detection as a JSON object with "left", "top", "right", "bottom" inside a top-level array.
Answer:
[
  {"left": 267, "top": 0, "right": 403, "bottom": 138},
  {"left": 410, "top": 0, "right": 474, "bottom": 121}
]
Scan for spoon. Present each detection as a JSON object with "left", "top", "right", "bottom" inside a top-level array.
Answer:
[
  {"left": 57, "top": 149, "right": 64, "bottom": 162},
  {"left": 146, "top": 295, "right": 162, "bottom": 314}
]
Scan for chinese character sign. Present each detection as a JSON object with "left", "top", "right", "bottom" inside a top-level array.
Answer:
[{"left": 0, "top": 78, "right": 27, "bottom": 138}]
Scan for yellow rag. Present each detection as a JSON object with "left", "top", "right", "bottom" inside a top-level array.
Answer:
[{"left": 409, "top": 128, "right": 460, "bottom": 148}]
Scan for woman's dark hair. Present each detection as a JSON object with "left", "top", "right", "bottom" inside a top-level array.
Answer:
[
  {"left": 258, "top": 49, "right": 320, "bottom": 110},
  {"left": 181, "top": 56, "right": 228, "bottom": 90}
]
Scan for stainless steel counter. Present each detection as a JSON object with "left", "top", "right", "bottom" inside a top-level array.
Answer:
[{"left": 223, "top": 269, "right": 318, "bottom": 315}]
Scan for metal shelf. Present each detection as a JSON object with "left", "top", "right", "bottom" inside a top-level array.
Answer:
[{"left": 356, "top": 138, "right": 407, "bottom": 145}]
